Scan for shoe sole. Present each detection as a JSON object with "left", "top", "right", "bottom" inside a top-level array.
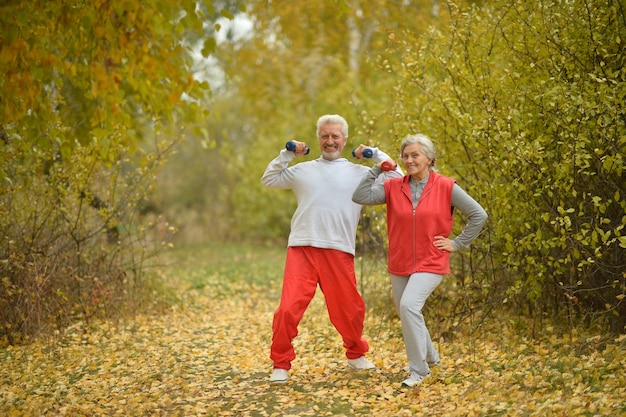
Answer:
[
  {"left": 347, "top": 360, "right": 376, "bottom": 370},
  {"left": 269, "top": 379, "right": 288, "bottom": 384}
]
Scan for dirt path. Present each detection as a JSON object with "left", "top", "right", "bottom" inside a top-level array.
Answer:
[{"left": 1, "top": 245, "right": 625, "bottom": 416}]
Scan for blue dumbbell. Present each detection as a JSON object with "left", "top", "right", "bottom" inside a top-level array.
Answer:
[
  {"left": 352, "top": 148, "right": 373, "bottom": 158},
  {"left": 286, "top": 141, "right": 310, "bottom": 155}
]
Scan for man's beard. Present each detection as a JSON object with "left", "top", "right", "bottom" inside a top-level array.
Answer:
[{"left": 322, "top": 150, "right": 341, "bottom": 160}]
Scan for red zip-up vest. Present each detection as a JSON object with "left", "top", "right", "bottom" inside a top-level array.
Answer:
[{"left": 383, "top": 172, "right": 456, "bottom": 275}]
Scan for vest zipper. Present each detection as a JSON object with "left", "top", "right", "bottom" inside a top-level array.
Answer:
[{"left": 412, "top": 207, "right": 417, "bottom": 269}]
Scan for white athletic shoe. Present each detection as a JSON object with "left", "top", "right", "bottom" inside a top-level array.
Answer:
[
  {"left": 269, "top": 368, "right": 288, "bottom": 383},
  {"left": 402, "top": 371, "right": 429, "bottom": 387},
  {"left": 347, "top": 356, "right": 376, "bottom": 370}
]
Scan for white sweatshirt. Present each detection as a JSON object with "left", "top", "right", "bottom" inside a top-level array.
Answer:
[{"left": 261, "top": 148, "right": 402, "bottom": 255}]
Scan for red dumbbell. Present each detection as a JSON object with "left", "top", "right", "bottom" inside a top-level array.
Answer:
[{"left": 381, "top": 160, "right": 397, "bottom": 172}]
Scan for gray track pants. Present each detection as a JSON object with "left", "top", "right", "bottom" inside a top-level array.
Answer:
[{"left": 391, "top": 272, "right": 443, "bottom": 377}]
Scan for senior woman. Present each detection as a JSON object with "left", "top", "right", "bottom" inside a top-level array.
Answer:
[{"left": 352, "top": 133, "right": 488, "bottom": 387}]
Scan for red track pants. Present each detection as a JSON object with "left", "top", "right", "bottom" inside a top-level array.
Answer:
[{"left": 270, "top": 246, "right": 370, "bottom": 370}]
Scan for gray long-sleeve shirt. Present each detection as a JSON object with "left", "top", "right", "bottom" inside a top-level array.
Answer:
[{"left": 352, "top": 166, "right": 488, "bottom": 250}]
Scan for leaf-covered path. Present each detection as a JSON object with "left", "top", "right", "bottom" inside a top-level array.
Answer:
[{"left": 1, "top": 244, "right": 625, "bottom": 416}]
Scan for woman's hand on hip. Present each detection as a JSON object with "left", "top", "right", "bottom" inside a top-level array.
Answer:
[{"left": 433, "top": 235, "right": 456, "bottom": 252}]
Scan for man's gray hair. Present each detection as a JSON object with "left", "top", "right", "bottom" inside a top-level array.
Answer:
[{"left": 317, "top": 114, "right": 349, "bottom": 139}]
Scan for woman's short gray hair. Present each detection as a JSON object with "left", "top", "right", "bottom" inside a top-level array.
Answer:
[
  {"left": 400, "top": 133, "right": 437, "bottom": 171},
  {"left": 317, "top": 114, "right": 349, "bottom": 139}
]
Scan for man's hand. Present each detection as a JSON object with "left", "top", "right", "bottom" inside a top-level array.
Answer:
[
  {"left": 352, "top": 144, "right": 370, "bottom": 159},
  {"left": 286, "top": 140, "right": 310, "bottom": 156}
]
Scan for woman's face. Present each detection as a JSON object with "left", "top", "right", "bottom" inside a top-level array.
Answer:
[{"left": 401, "top": 143, "right": 432, "bottom": 181}]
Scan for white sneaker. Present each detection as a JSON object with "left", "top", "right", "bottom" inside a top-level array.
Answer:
[
  {"left": 269, "top": 368, "right": 288, "bottom": 383},
  {"left": 347, "top": 356, "right": 376, "bottom": 370},
  {"left": 402, "top": 371, "right": 428, "bottom": 387}
]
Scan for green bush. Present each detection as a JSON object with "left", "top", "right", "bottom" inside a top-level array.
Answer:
[
  {"left": 0, "top": 131, "right": 174, "bottom": 344},
  {"left": 382, "top": 0, "right": 626, "bottom": 332}
]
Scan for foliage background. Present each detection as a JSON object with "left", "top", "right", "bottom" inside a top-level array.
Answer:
[
  {"left": 0, "top": 0, "right": 233, "bottom": 343},
  {"left": 154, "top": 0, "right": 625, "bottom": 334},
  {"left": 1, "top": 0, "right": 625, "bottom": 343}
]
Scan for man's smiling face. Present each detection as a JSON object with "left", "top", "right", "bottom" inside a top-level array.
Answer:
[{"left": 318, "top": 123, "right": 346, "bottom": 161}]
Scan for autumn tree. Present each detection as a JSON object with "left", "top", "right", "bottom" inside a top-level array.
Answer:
[
  {"left": 157, "top": 0, "right": 451, "bottom": 243},
  {"left": 0, "top": 0, "right": 240, "bottom": 343}
]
